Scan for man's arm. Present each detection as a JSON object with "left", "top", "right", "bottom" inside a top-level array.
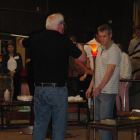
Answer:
[
  {"left": 76, "top": 44, "right": 87, "bottom": 62},
  {"left": 93, "top": 64, "right": 116, "bottom": 97},
  {"left": 85, "top": 74, "right": 94, "bottom": 99},
  {"left": 75, "top": 59, "right": 90, "bottom": 74},
  {"left": 79, "top": 58, "right": 94, "bottom": 81}
]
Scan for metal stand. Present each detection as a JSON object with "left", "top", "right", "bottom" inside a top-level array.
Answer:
[
  {"left": 123, "top": 82, "right": 128, "bottom": 111},
  {"left": 93, "top": 56, "right": 96, "bottom": 140}
]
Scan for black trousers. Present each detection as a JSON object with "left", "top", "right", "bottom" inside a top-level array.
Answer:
[{"left": 13, "top": 75, "right": 21, "bottom": 100}]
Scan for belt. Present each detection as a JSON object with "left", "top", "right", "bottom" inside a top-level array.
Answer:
[
  {"left": 133, "top": 57, "right": 140, "bottom": 59},
  {"left": 35, "top": 82, "right": 66, "bottom": 87}
]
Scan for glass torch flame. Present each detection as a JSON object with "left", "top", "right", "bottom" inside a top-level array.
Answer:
[{"left": 89, "top": 43, "right": 98, "bottom": 57}]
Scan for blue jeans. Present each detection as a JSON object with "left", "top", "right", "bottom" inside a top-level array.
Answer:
[
  {"left": 33, "top": 86, "right": 68, "bottom": 140},
  {"left": 95, "top": 93, "right": 117, "bottom": 140}
]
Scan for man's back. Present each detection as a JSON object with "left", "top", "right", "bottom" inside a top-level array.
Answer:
[{"left": 22, "top": 30, "right": 82, "bottom": 83}]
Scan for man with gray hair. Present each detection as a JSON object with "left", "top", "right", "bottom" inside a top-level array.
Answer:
[
  {"left": 19, "top": 13, "right": 86, "bottom": 140},
  {"left": 86, "top": 24, "right": 121, "bottom": 140}
]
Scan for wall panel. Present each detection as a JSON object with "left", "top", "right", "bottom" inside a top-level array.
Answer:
[{"left": 0, "top": 0, "right": 133, "bottom": 53}]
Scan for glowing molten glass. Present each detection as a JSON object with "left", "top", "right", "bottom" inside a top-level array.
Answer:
[
  {"left": 91, "top": 51, "right": 97, "bottom": 56},
  {"left": 89, "top": 43, "right": 98, "bottom": 57}
]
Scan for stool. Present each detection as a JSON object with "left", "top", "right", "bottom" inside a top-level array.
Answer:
[{"left": 86, "top": 119, "right": 140, "bottom": 140}]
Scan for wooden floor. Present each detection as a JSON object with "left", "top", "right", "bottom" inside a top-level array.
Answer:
[{"left": 0, "top": 125, "right": 135, "bottom": 140}]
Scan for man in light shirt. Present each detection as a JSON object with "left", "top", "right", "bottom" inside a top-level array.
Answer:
[{"left": 86, "top": 24, "right": 121, "bottom": 140}]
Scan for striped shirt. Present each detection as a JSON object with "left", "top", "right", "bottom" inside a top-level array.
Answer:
[{"left": 95, "top": 41, "right": 122, "bottom": 94}]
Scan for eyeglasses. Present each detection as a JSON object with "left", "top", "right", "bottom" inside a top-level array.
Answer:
[{"left": 60, "top": 22, "right": 67, "bottom": 29}]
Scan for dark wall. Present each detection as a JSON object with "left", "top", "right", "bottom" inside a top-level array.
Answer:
[
  {"left": 0, "top": 0, "right": 133, "bottom": 53},
  {"left": 0, "top": 0, "right": 47, "bottom": 36}
]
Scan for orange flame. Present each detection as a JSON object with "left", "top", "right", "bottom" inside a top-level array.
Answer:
[
  {"left": 89, "top": 43, "right": 97, "bottom": 51},
  {"left": 89, "top": 43, "right": 98, "bottom": 57}
]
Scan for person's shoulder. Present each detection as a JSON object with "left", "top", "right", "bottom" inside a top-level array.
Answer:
[
  {"left": 61, "top": 34, "right": 69, "bottom": 39},
  {"left": 89, "top": 38, "right": 101, "bottom": 47},
  {"left": 15, "top": 53, "right": 21, "bottom": 57},
  {"left": 122, "top": 51, "right": 128, "bottom": 55},
  {"left": 130, "top": 37, "right": 137, "bottom": 42},
  {"left": 111, "top": 43, "right": 120, "bottom": 49},
  {"left": 87, "top": 38, "right": 96, "bottom": 43},
  {"left": 44, "top": 29, "right": 62, "bottom": 37},
  {"left": 28, "top": 30, "right": 48, "bottom": 39},
  {"left": 112, "top": 42, "right": 118, "bottom": 47},
  {"left": 15, "top": 52, "right": 19, "bottom": 55},
  {"left": 2, "top": 53, "right": 8, "bottom": 57},
  {"left": 84, "top": 38, "right": 98, "bottom": 48},
  {"left": 122, "top": 52, "right": 129, "bottom": 58},
  {"left": 109, "top": 43, "right": 117, "bottom": 50},
  {"left": 110, "top": 43, "right": 121, "bottom": 54},
  {"left": 97, "top": 45, "right": 102, "bottom": 50},
  {"left": 46, "top": 30, "right": 69, "bottom": 41},
  {"left": 60, "top": 34, "right": 73, "bottom": 44}
]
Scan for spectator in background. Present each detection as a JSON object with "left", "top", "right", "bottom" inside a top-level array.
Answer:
[
  {"left": 116, "top": 44, "right": 132, "bottom": 111},
  {"left": 80, "top": 31, "right": 101, "bottom": 109},
  {"left": 128, "top": 25, "right": 140, "bottom": 78},
  {"left": 80, "top": 32, "right": 101, "bottom": 81},
  {"left": 69, "top": 35, "right": 86, "bottom": 76},
  {"left": 2, "top": 41, "right": 22, "bottom": 100},
  {"left": 68, "top": 35, "right": 92, "bottom": 99},
  {"left": 0, "top": 55, "right": 3, "bottom": 73}
]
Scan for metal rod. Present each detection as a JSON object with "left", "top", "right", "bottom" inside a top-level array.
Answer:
[
  {"left": 0, "top": 33, "right": 92, "bottom": 44},
  {"left": 93, "top": 57, "right": 96, "bottom": 140},
  {"left": 73, "top": 42, "right": 90, "bottom": 45},
  {"left": 123, "top": 82, "right": 128, "bottom": 111},
  {"left": 0, "top": 32, "right": 29, "bottom": 38},
  {"left": 11, "top": 34, "right": 28, "bottom": 38},
  {"left": 0, "top": 33, "right": 94, "bottom": 46},
  {"left": 120, "top": 79, "right": 140, "bottom": 82}
]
